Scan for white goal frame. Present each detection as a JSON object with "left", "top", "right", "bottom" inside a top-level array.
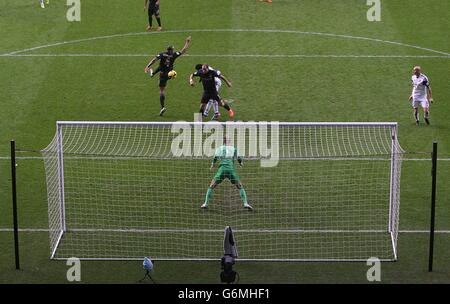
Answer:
[{"left": 43, "top": 121, "right": 402, "bottom": 262}]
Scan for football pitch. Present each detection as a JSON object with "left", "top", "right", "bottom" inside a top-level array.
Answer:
[{"left": 0, "top": 0, "right": 449, "bottom": 283}]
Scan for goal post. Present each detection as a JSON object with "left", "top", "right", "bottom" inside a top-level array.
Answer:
[{"left": 42, "top": 121, "right": 403, "bottom": 261}]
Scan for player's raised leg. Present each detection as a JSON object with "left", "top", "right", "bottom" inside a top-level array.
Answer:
[{"left": 220, "top": 100, "right": 234, "bottom": 119}]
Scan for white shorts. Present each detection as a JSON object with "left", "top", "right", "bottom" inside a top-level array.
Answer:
[
  {"left": 412, "top": 99, "right": 429, "bottom": 109},
  {"left": 215, "top": 78, "right": 222, "bottom": 92}
]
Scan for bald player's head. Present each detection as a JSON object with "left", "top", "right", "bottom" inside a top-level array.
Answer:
[
  {"left": 201, "top": 64, "right": 209, "bottom": 73},
  {"left": 413, "top": 66, "right": 421, "bottom": 76}
]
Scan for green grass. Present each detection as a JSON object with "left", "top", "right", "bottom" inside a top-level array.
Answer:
[{"left": 0, "top": 0, "right": 449, "bottom": 283}]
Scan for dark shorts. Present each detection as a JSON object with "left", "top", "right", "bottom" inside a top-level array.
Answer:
[
  {"left": 148, "top": 4, "right": 160, "bottom": 17},
  {"left": 159, "top": 72, "right": 169, "bottom": 87},
  {"left": 201, "top": 92, "right": 221, "bottom": 104}
]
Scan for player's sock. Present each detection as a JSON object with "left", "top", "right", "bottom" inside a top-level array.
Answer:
[
  {"left": 204, "top": 101, "right": 212, "bottom": 116},
  {"left": 425, "top": 112, "right": 430, "bottom": 124},
  {"left": 156, "top": 17, "right": 161, "bottom": 27},
  {"left": 223, "top": 104, "right": 231, "bottom": 111},
  {"left": 239, "top": 188, "right": 248, "bottom": 206},
  {"left": 204, "top": 187, "right": 213, "bottom": 205},
  {"left": 213, "top": 101, "right": 219, "bottom": 114},
  {"left": 40, "top": 0, "right": 45, "bottom": 8},
  {"left": 414, "top": 111, "right": 419, "bottom": 122},
  {"left": 160, "top": 94, "right": 165, "bottom": 108}
]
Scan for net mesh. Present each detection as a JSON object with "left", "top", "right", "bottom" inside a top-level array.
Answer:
[{"left": 42, "top": 122, "right": 403, "bottom": 261}]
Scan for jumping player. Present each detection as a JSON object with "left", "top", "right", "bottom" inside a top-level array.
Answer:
[
  {"left": 144, "top": 36, "right": 191, "bottom": 116},
  {"left": 189, "top": 64, "right": 232, "bottom": 119},
  {"left": 192, "top": 64, "right": 235, "bottom": 119},
  {"left": 409, "top": 66, "right": 434, "bottom": 125}
]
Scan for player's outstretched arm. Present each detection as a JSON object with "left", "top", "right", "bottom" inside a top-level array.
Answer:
[
  {"left": 180, "top": 36, "right": 192, "bottom": 55},
  {"left": 189, "top": 72, "right": 197, "bottom": 86},
  {"left": 219, "top": 74, "right": 232, "bottom": 87}
]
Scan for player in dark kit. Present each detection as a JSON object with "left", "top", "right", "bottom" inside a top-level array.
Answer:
[
  {"left": 194, "top": 63, "right": 235, "bottom": 119},
  {"left": 144, "top": 0, "right": 162, "bottom": 32},
  {"left": 144, "top": 36, "right": 192, "bottom": 116},
  {"left": 189, "top": 64, "right": 232, "bottom": 118}
]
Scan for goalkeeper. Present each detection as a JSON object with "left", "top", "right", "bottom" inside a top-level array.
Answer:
[{"left": 201, "top": 138, "right": 253, "bottom": 210}]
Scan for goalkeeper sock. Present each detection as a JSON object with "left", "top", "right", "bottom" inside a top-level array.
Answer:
[
  {"left": 239, "top": 188, "right": 248, "bottom": 205},
  {"left": 160, "top": 94, "right": 165, "bottom": 108},
  {"left": 204, "top": 187, "right": 213, "bottom": 205}
]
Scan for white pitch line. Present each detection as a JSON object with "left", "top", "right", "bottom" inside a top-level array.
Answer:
[
  {"left": 1, "top": 53, "right": 449, "bottom": 58},
  {"left": 1, "top": 29, "right": 449, "bottom": 57},
  {"left": 0, "top": 228, "right": 449, "bottom": 234}
]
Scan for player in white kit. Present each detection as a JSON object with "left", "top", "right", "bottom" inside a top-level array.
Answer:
[{"left": 409, "top": 66, "right": 433, "bottom": 125}]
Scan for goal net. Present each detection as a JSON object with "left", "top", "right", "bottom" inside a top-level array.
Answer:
[{"left": 42, "top": 121, "right": 403, "bottom": 261}]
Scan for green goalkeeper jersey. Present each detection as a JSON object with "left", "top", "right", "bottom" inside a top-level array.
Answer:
[{"left": 213, "top": 145, "right": 242, "bottom": 168}]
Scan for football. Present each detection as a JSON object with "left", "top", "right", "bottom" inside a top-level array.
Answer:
[{"left": 168, "top": 70, "right": 177, "bottom": 79}]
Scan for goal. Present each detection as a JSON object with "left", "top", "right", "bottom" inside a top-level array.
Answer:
[{"left": 42, "top": 121, "right": 403, "bottom": 261}]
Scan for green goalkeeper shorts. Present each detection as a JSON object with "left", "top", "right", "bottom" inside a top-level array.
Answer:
[{"left": 213, "top": 166, "right": 240, "bottom": 184}]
